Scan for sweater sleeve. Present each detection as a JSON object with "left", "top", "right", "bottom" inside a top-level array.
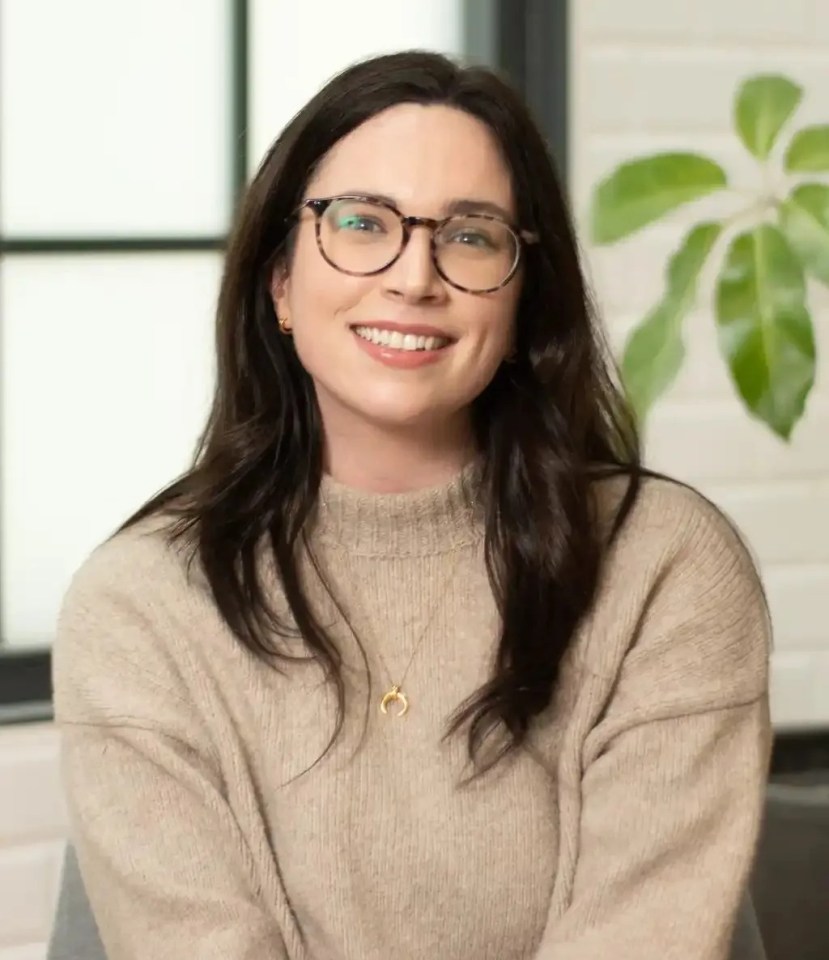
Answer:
[
  {"left": 535, "top": 484, "right": 773, "bottom": 960},
  {"left": 52, "top": 531, "right": 290, "bottom": 960}
]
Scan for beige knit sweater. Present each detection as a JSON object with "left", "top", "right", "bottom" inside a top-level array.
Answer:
[{"left": 53, "top": 469, "right": 772, "bottom": 960}]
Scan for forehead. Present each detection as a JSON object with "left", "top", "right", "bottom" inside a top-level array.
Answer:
[{"left": 308, "top": 104, "right": 515, "bottom": 214}]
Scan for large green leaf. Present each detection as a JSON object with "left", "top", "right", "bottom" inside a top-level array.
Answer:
[
  {"left": 715, "top": 225, "right": 816, "bottom": 440},
  {"left": 735, "top": 75, "right": 803, "bottom": 160},
  {"left": 784, "top": 125, "right": 829, "bottom": 172},
  {"left": 590, "top": 153, "right": 727, "bottom": 244},
  {"left": 779, "top": 183, "right": 829, "bottom": 286},
  {"left": 623, "top": 222, "right": 722, "bottom": 420}
]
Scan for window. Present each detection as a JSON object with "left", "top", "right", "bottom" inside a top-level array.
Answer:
[{"left": 0, "top": 0, "right": 249, "bottom": 720}]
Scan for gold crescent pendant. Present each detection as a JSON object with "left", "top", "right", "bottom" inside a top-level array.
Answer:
[{"left": 380, "top": 685, "right": 409, "bottom": 717}]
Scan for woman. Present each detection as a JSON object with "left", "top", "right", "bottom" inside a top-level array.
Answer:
[{"left": 53, "top": 51, "right": 771, "bottom": 960}]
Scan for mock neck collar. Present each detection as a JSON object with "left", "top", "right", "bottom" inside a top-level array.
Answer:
[{"left": 309, "top": 460, "right": 484, "bottom": 557}]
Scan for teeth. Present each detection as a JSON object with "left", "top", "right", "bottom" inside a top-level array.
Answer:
[{"left": 353, "top": 326, "right": 451, "bottom": 351}]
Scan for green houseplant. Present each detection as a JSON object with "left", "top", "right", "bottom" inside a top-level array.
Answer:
[{"left": 589, "top": 74, "right": 826, "bottom": 440}]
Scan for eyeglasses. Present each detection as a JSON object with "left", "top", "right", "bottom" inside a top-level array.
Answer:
[{"left": 290, "top": 195, "right": 538, "bottom": 294}]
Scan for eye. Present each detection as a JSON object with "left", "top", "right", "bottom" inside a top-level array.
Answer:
[
  {"left": 336, "top": 214, "right": 385, "bottom": 233},
  {"left": 451, "top": 229, "right": 495, "bottom": 248},
  {"left": 327, "top": 200, "right": 393, "bottom": 235},
  {"left": 442, "top": 225, "right": 499, "bottom": 250}
]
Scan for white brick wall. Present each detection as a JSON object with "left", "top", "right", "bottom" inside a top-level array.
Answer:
[
  {"left": 570, "top": 0, "right": 829, "bottom": 729},
  {"left": 0, "top": 725, "right": 67, "bottom": 960}
]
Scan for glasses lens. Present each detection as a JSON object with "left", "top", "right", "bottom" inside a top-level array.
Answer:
[
  {"left": 435, "top": 216, "right": 519, "bottom": 291},
  {"left": 319, "top": 199, "right": 403, "bottom": 275}
]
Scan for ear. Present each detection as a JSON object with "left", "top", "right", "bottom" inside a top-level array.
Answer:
[{"left": 269, "top": 261, "right": 291, "bottom": 319}]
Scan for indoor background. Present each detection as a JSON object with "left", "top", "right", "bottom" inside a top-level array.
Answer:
[{"left": 1, "top": 2, "right": 826, "bottom": 958}]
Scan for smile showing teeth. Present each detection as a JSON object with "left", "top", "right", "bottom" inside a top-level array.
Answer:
[{"left": 353, "top": 326, "right": 451, "bottom": 352}]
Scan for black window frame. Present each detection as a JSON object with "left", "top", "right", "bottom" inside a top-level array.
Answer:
[
  {"left": 490, "top": 0, "right": 570, "bottom": 181},
  {"left": 0, "top": 0, "right": 249, "bottom": 724}
]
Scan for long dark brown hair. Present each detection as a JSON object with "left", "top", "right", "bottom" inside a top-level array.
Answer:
[{"left": 122, "top": 51, "right": 643, "bottom": 776}]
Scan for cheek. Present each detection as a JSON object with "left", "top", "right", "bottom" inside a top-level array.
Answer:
[
  {"left": 285, "top": 237, "right": 332, "bottom": 315},
  {"left": 472, "top": 290, "right": 520, "bottom": 356},
  {"left": 286, "top": 239, "right": 364, "bottom": 327},
  {"left": 285, "top": 256, "right": 368, "bottom": 377}
]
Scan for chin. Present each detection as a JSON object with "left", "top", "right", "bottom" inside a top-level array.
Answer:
[
  {"left": 347, "top": 389, "right": 457, "bottom": 432},
  {"left": 314, "top": 374, "right": 473, "bottom": 435},
  {"left": 363, "top": 402, "right": 448, "bottom": 431}
]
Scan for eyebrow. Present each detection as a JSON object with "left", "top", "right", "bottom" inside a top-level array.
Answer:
[{"left": 336, "top": 191, "right": 515, "bottom": 222}]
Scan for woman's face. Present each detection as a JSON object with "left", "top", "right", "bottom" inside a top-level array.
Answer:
[{"left": 272, "top": 104, "right": 523, "bottom": 438}]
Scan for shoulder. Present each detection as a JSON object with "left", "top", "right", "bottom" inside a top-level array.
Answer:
[
  {"left": 62, "top": 514, "right": 196, "bottom": 608},
  {"left": 53, "top": 514, "right": 204, "bottom": 725},
  {"left": 592, "top": 470, "right": 761, "bottom": 584},
  {"left": 581, "top": 471, "right": 771, "bottom": 710}
]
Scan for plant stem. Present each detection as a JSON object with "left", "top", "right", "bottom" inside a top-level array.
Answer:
[{"left": 723, "top": 195, "right": 779, "bottom": 232}]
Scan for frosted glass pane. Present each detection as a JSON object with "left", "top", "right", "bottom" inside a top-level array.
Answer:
[
  {"left": 0, "top": 0, "right": 232, "bottom": 237},
  {"left": 249, "top": 0, "right": 464, "bottom": 172},
  {"left": 1, "top": 253, "right": 221, "bottom": 647}
]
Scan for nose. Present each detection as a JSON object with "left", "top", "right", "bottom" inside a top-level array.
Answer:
[{"left": 381, "top": 225, "right": 446, "bottom": 303}]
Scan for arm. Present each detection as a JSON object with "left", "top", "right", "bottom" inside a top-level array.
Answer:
[
  {"left": 60, "top": 722, "right": 288, "bottom": 960},
  {"left": 538, "top": 699, "right": 770, "bottom": 959},
  {"left": 53, "top": 529, "right": 290, "bottom": 960},
  {"left": 537, "top": 485, "right": 772, "bottom": 960}
]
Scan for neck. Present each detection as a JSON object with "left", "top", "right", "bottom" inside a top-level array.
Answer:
[{"left": 321, "top": 410, "right": 476, "bottom": 494}]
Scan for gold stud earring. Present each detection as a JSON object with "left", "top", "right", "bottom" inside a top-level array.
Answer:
[{"left": 277, "top": 315, "right": 292, "bottom": 334}]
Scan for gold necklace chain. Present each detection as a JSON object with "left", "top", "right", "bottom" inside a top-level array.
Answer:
[
  {"left": 372, "top": 551, "right": 466, "bottom": 717},
  {"left": 316, "top": 487, "right": 477, "bottom": 717}
]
